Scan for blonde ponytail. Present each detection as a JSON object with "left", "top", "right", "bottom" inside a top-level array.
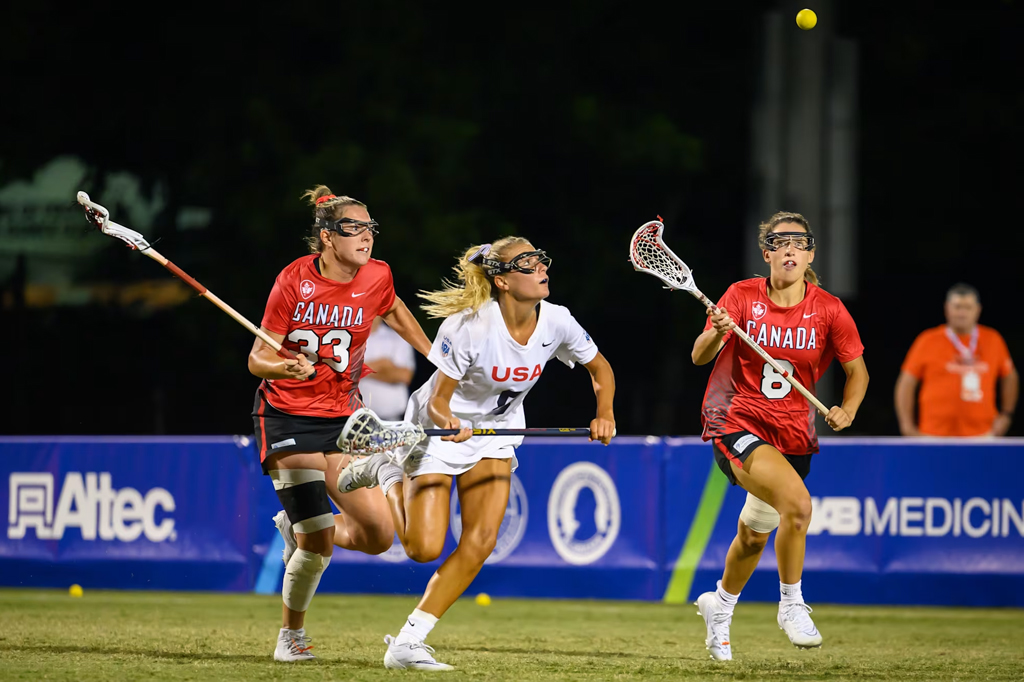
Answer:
[
  {"left": 418, "top": 236, "right": 532, "bottom": 318},
  {"left": 804, "top": 265, "right": 820, "bottom": 287}
]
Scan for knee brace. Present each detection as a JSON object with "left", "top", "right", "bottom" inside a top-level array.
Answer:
[
  {"left": 739, "top": 492, "right": 781, "bottom": 534},
  {"left": 282, "top": 549, "right": 331, "bottom": 612},
  {"left": 270, "top": 469, "right": 335, "bottom": 534}
]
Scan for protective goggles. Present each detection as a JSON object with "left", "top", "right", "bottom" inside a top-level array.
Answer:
[
  {"left": 315, "top": 216, "right": 380, "bottom": 237},
  {"left": 469, "top": 244, "right": 552, "bottom": 276},
  {"left": 764, "top": 231, "right": 815, "bottom": 251}
]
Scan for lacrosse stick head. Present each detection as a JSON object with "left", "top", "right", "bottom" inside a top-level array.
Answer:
[
  {"left": 77, "top": 191, "right": 151, "bottom": 251},
  {"left": 336, "top": 408, "right": 426, "bottom": 460},
  {"left": 628, "top": 217, "right": 698, "bottom": 292}
]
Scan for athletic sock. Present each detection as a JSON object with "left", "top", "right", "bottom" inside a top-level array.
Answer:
[
  {"left": 715, "top": 580, "right": 739, "bottom": 611},
  {"left": 780, "top": 580, "right": 803, "bottom": 605},
  {"left": 395, "top": 608, "right": 438, "bottom": 646},
  {"left": 377, "top": 462, "right": 404, "bottom": 496}
]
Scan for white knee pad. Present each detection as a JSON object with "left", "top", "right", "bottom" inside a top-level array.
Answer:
[
  {"left": 282, "top": 549, "right": 331, "bottom": 613},
  {"left": 739, "top": 492, "right": 781, "bottom": 534}
]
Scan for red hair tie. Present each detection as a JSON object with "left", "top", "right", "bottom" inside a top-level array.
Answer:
[{"left": 315, "top": 194, "right": 337, "bottom": 205}]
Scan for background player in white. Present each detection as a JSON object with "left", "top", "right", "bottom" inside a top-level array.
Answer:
[
  {"left": 360, "top": 315, "right": 416, "bottom": 420},
  {"left": 339, "top": 236, "right": 617, "bottom": 670}
]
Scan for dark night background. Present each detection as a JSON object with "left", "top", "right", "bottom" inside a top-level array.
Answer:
[{"left": 1, "top": 1, "right": 1021, "bottom": 438}]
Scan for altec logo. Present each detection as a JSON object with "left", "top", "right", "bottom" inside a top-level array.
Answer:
[
  {"left": 808, "top": 496, "right": 1024, "bottom": 538},
  {"left": 7, "top": 472, "right": 176, "bottom": 542}
]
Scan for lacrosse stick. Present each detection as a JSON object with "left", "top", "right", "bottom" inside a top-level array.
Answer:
[
  {"left": 336, "top": 408, "right": 604, "bottom": 457},
  {"left": 629, "top": 217, "right": 828, "bottom": 417},
  {"left": 76, "top": 191, "right": 315, "bottom": 377}
]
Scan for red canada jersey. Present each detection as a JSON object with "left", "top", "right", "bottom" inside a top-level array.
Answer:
[
  {"left": 700, "top": 278, "right": 864, "bottom": 455},
  {"left": 258, "top": 254, "right": 396, "bottom": 418}
]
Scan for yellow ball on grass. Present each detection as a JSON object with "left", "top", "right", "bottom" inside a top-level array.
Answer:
[
  {"left": 796, "top": 9, "right": 817, "bottom": 30},
  {"left": 69, "top": 584, "right": 84, "bottom": 598},
  {"left": 475, "top": 593, "right": 491, "bottom": 606}
]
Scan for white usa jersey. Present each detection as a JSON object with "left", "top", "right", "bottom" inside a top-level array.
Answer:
[{"left": 404, "top": 299, "right": 599, "bottom": 465}]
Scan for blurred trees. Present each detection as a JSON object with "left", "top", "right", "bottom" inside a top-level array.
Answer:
[
  {"left": 5, "top": 3, "right": 1020, "bottom": 436},
  {"left": 2, "top": 4, "right": 759, "bottom": 435}
]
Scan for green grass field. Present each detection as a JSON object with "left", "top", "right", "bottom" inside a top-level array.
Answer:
[{"left": 1, "top": 589, "right": 1021, "bottom": 681}]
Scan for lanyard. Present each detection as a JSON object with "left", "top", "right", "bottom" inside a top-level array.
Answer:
[{"left": 945, "top": 326, "right": 978, "bottom": 362}]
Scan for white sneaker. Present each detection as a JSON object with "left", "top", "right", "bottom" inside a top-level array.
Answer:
[
  {"left": 273, "top": 510, "right": 297, "bottom": 565},
  {"left": 383, "top": 634, "right": 453, "bottom": 671},
  {"left": 778, "top": 601, "right": 823, "bottom": 648},
  {"left": 338, "top": 453, "right": 387, "bottom": 493},
  {"left": 695, "top": 592, "right": 733, "bottom": 661},
  {"left": 274, "top": 628, "right": 315, "bottom": 662}
]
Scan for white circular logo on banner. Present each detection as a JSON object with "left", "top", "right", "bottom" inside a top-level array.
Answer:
[
  {"left": 377, "top": 532, "right": 408, "bottom": 563},
  {"left": 449, "top": 473, "right": 528, "bottom": 564},
  {"left": 547, "top": 462, "right": 621, "bottom": 565}
]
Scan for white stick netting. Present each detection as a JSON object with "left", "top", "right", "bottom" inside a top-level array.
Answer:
[
  {"left": 336, "top": 408, "right": 425, "bottom": 461},
  {"left": 77, "top": 191, "right": 152, "bottom": 251},
  {"left": 629, "top": 220, "right": 696, "bottom": 291}
]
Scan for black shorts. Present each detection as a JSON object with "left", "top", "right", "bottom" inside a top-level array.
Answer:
[
  {"left": 252, "top": 390, "right": 349, "bottom": 473},
  {"left": 712, "top": 430, "right": 812, "bottom": 486}
]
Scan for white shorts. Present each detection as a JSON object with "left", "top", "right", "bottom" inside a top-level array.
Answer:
[{"left": 407, "top": 445, "right": 519, "bottom": 477}]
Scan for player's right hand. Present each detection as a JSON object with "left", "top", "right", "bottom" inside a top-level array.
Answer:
[
  {"left": 707, "top": 306, "right": 734, "bottom": 335},
  {"left": 441, "top": 417, "right": 473, "bottom": 443},
  {"left": 282, "top": 352, "right": 316, "bottom": 381}
]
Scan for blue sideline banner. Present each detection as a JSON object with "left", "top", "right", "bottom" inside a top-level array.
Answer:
[
  {"left": 667, "top": 437, "right": 1024, "bottom": 607},
  {"left": 1, "top": 437, "right": 256, "bottom": 592},
  {"left": 3, "top": 436, "right": 1022, "bottom": 606}
]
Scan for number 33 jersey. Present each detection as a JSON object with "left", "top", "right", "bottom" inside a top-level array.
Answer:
[
  {"left": 405, "top": 299, "right": 598, "bottom": 463},
  {"left": 259, "top": 254, "right": 396, "bottom": 417},
  {"left": 701, "top": 278, "right": 864, "bottom": 455}
]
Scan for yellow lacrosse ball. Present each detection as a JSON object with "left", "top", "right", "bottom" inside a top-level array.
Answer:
[
  {"left": 796, "top": 9, "right": 817, "bottom": 30},
  {"left": 475, "top": 593, "right": 492, "bottom": 606},
  {"left": 69, "top": 584, "right": 84, "bottom": 598}
]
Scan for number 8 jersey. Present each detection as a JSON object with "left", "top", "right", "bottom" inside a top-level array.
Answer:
[
  {"left": 259, "top": 254, "right": 396, "bottom": 417},
  {"left": 700, "top": 278, "right": 864, "bottom": 455},
  {"left": 404, "top": 299, "right": 598, "bottom": 465}
]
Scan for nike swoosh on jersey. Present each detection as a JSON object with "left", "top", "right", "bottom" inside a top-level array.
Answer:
[
  {"left": 542, "top": 341, "right": 554, "bottom": 347},
  {"left": 352, "top": 292, "right": 367, "bottom": 297},
  {"left": 803, "top": 313, "right": 817, "bottom": 318}
]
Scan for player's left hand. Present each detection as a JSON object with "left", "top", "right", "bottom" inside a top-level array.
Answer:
[
  {"left": 825, "top": 406, "right": 853, "bottom": 431},
  {"left": 589, "top": 417, "right": 616, "bottom": 445},
  {"left": 441, "top": 417, "right": 474, "bottom": 443}
]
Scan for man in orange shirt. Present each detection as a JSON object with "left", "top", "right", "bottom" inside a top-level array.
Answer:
[{"left": 895, "top": 283, "right": 1018, "bottom": 437}]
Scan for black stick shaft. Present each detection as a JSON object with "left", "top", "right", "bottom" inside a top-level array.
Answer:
[{"left": 422, "top": 427, "right": 591, "bottom": 436}]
